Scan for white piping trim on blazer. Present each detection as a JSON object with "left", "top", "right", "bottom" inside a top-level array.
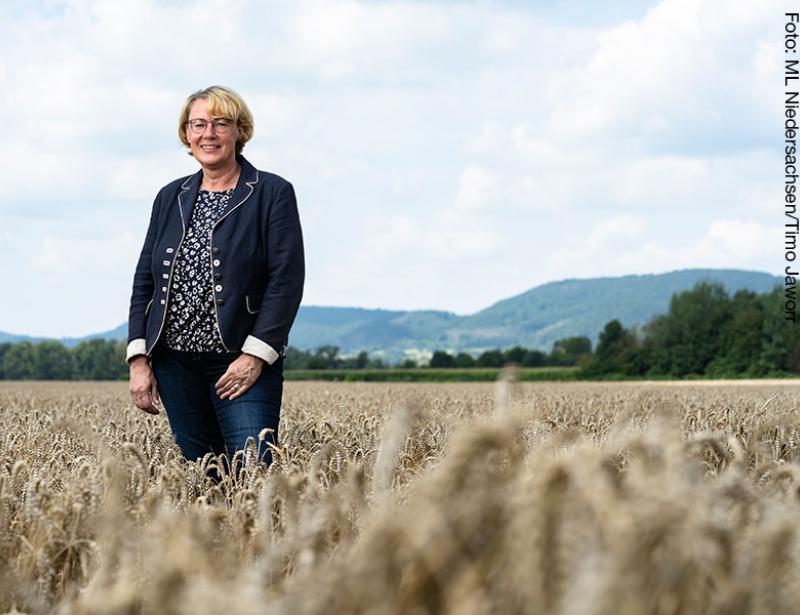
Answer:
[
  {"left": 146, "top": 174, "right": 192, "bottom": 356},
  {"left": 209, "top": 170, "right": 260, "bottom": 351},
  {"left": 245, "top": 295, "right": 261, "bottom": 314}
]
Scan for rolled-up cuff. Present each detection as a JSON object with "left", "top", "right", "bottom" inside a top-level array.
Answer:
[
  {"left": 241, "top": 335, "right": 280, "bottom": 365},
  {"left": 126, "top": 338, "right": 148, "bottom": 364}
]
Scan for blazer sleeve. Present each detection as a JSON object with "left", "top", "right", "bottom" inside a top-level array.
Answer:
[
  {"left": 241, "top": 181, "right": 305, "bottom": 364},
  {"left": 126, "top": 192, "right": 161, "bottom": 363}
]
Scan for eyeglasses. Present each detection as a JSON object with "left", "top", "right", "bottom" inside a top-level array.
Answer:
[{"left": 185, "top": 118, "right": 234, "bottom": 135}]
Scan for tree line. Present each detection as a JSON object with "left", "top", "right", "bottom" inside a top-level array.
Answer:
[
  {"left": 580, "top": 282, "right": 799, "bottom": 378},
  {"left": 422, "top": 282, "right": 799, "bottom": 378},
  {"left": 0, "top": 282, "right": 797, "bottom": 379},
  {"left": 0, "top": 339, "right": 129, "bottom": 380}
]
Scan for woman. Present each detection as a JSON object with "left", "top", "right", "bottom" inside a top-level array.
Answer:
[{"left": 126, "top": 85, "right": 304, "bottom": 471}]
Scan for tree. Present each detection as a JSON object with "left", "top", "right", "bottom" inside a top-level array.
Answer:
[
  {"left": 366, "top": 357, "right": 387, "bottom": 369},
  {"left": 550, "top": 336, "right": 592, "bottom": 366},
  {"left": 354, "top": 351, "right": 369, "bottom": 369},
  {"left": 521, "top": 350, "right": 546, "bottom": 367},
  {"left": 707, "top": 290, "right": 765, "bottom": 376},
  {"left": 476, "top": 349, "right": 505, "bottom": 367},
  {"left": 454, "top": 352, "right": 476, "bottom": 368},
  {"left": 32, "top": 341, "right": 73, "bottom": 380},
  {"left": 642, "top": 281, "right": 731, "bottom": 377},
  {"left": 307, "top": 345, "right": 340, "bottom": 369},
  {"left": 4, "top": 342, "right": 35, "bottom": 379},
  {"left": 73, "top": 339, "right": 125, "bottom": 380},
  {"left": 583, "top": 320, "right": 640, "bottom": 376},
  {"left": 429, "top": 350, "right": 455, "bottom": 368},
  {"left": 756, "top": 285, "right": 800, "bottom": 374},
  {"left": 0, "top": 343, "right": 11, "bottom": 379},
  {"left": 503, "top": 346, "right": 526, "bottom": 364},
  {"left": 284, "top": 346, "right": 312, "bottom": 370}
]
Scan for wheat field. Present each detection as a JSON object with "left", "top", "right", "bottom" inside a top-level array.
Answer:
[{"left": 1, "top": 375, "right": 800, "bottom": 614}]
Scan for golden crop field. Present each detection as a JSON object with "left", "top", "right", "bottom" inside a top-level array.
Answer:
[{"left": 2, "top": 375, "right": 800, "bottom": 614}]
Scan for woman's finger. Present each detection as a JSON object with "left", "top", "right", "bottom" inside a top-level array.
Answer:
[
  {"left": 216, "top": 379, "right": 241, "bottom": 399},
  {"left": 136, "top": 391, "right": 159, "bottom": 415},
  {"left": 215, "top": 376, "right": 234, "bottom": 396},
  {"left": 150, "top": 379, "right": 161, "bottom": 408},
  {"left": 228, "top": 382, "right": 249, "bottom": 400},
  {"left": 220, "top": 383, "right": 244, "bottom": 400},
  {"left": 215, "top": 368, "right": 234, "bottom": 393}
]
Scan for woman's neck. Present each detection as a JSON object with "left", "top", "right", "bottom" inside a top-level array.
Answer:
[{"left": 201, "top": 160, "right": 240, "bottom": 191}]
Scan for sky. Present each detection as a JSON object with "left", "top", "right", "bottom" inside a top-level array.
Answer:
[{"left": 0, "top": 0, "right": 784, "bottom": 337}]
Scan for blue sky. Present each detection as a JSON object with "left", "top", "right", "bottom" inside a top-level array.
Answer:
[{"left": 0, "top": 0, "right": 782, "bottom": 337}]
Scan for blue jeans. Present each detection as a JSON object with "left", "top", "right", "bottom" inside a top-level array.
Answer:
[{"left": 150, "top": 344, "right": 283, "bottom": 473}]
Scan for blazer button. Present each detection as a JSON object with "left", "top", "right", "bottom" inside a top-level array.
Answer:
[
  {"left": 216, "top": 298, "right": 224, "bottom": 305},
  {"left": 215, "top": 285, "right": 223, "bottom": 292},
  {"left": 213, "top": 259, "right": 221, "bottom": 267},
  {"left": 163, "top": 260, "right": 171, "bottom": 266},
  {"left": 212, "top": 247, "right": 220, "bottom": 255},
  {"left": 214, "top": 273, "right": 222, "bottom": 280}
]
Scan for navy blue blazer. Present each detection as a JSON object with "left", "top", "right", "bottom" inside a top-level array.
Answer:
[{"left": 126, "top": 154, "right": 305, "bottom": 365}]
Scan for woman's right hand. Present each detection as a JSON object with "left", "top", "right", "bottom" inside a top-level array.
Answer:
[{"left": 129, "top": 356, "right": 161, "bottom": 415}]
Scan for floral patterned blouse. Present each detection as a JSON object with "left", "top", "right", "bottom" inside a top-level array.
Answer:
[{"left": 163, "top": 188, "right": 234, "bottom": 352}]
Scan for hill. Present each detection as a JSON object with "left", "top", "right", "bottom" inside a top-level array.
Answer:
[{"left": 0, "top": 268, "right": 781, "bottom": 361}]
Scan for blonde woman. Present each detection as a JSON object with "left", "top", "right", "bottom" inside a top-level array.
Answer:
[{"left": 126, "top": 85, "right": 304, "bottom": 471}]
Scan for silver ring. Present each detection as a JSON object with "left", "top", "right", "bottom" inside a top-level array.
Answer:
[{"left": 232, "top": 383, "right": 241, "bottom": 390}]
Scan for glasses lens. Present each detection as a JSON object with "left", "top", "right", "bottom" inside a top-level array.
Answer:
[
  {"left": 213, "top": 119, "right": 231, "bottom": 132},
  {"left": 188, "top": 119, "right": 208, "bottom": 134},
  {"left": 187, "top": 119, "right": 231, "bottom": 134}
]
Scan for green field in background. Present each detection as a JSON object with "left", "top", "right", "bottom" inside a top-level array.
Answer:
[{"left": 283, "top": 366, "right": 578, "bottom": 382}]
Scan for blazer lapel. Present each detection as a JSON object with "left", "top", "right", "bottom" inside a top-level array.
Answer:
[
  {"left": 177, "top": 156, "right": 258, "bottom": 230},
  {"left": 177, "top": 170, "right": 202, "bottom": 232},
  {"left": 217, "top": 155, "right": 259, "bottom": 222}
]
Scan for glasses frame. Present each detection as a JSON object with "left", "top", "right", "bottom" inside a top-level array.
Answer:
[{"left": 185, "top": 117, "right": 235, "bottom": 135}]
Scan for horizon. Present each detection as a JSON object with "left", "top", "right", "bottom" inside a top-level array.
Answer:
[
  {"left": 0, "top": 0, "right": 781, "bottom": 337},
  {"left": 1, "top": 266, "right": 781, "bottom": 340}
]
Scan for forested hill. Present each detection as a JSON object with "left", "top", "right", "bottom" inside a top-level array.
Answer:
[{"left": 0, "top": 269, "right": 781, "bottom": 358}]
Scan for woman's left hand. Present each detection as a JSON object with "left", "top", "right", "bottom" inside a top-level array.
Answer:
[{"left": 215, "top": 353, "right": 265, "bottom": 400}]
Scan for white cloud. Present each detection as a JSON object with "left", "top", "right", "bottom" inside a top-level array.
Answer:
[
  {"left": 364, "top": 214, "right": 416, "bottom": 256},
  {"left": 586, "top": 215, "right": 647, "bottom": 251},
  {"left": 424, "top": 226, "right": 499, "bottom": 260},
  {"left": 31, "top": 233, "right": 141, "bottom": 274},
  {"left": 614, "top": 156, "right": 710, "bottom": 204},
  {"left": 545, "top": 216, "right": 780, "bottom": 279},
  {"left": 547, "top": 0, "right": 780, "bottom": 147},
  {"left": 686, "top": 219, "right": 778, "bottom": 264},
  {"left": 0, "top": 0, "right": 781, "bottom": 335},
  {"left": 455, "top": 165, "right": 499, "bottom": 210}
]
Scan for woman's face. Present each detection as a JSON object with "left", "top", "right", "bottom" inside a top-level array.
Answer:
[{"left": 185, "top": 98, "right": 241, "bottom": 169}]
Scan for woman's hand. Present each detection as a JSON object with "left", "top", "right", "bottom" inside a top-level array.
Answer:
[
  {"left": 129, "top": 356, "right": 161, "bottom": 415},
  {"left": 215, "top": 354, "right": 264, "bottom": 400}
]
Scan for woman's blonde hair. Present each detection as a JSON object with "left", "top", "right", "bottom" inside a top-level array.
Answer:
[{"left": 178, "top": 85, "right": 254, "bottom": 155}]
